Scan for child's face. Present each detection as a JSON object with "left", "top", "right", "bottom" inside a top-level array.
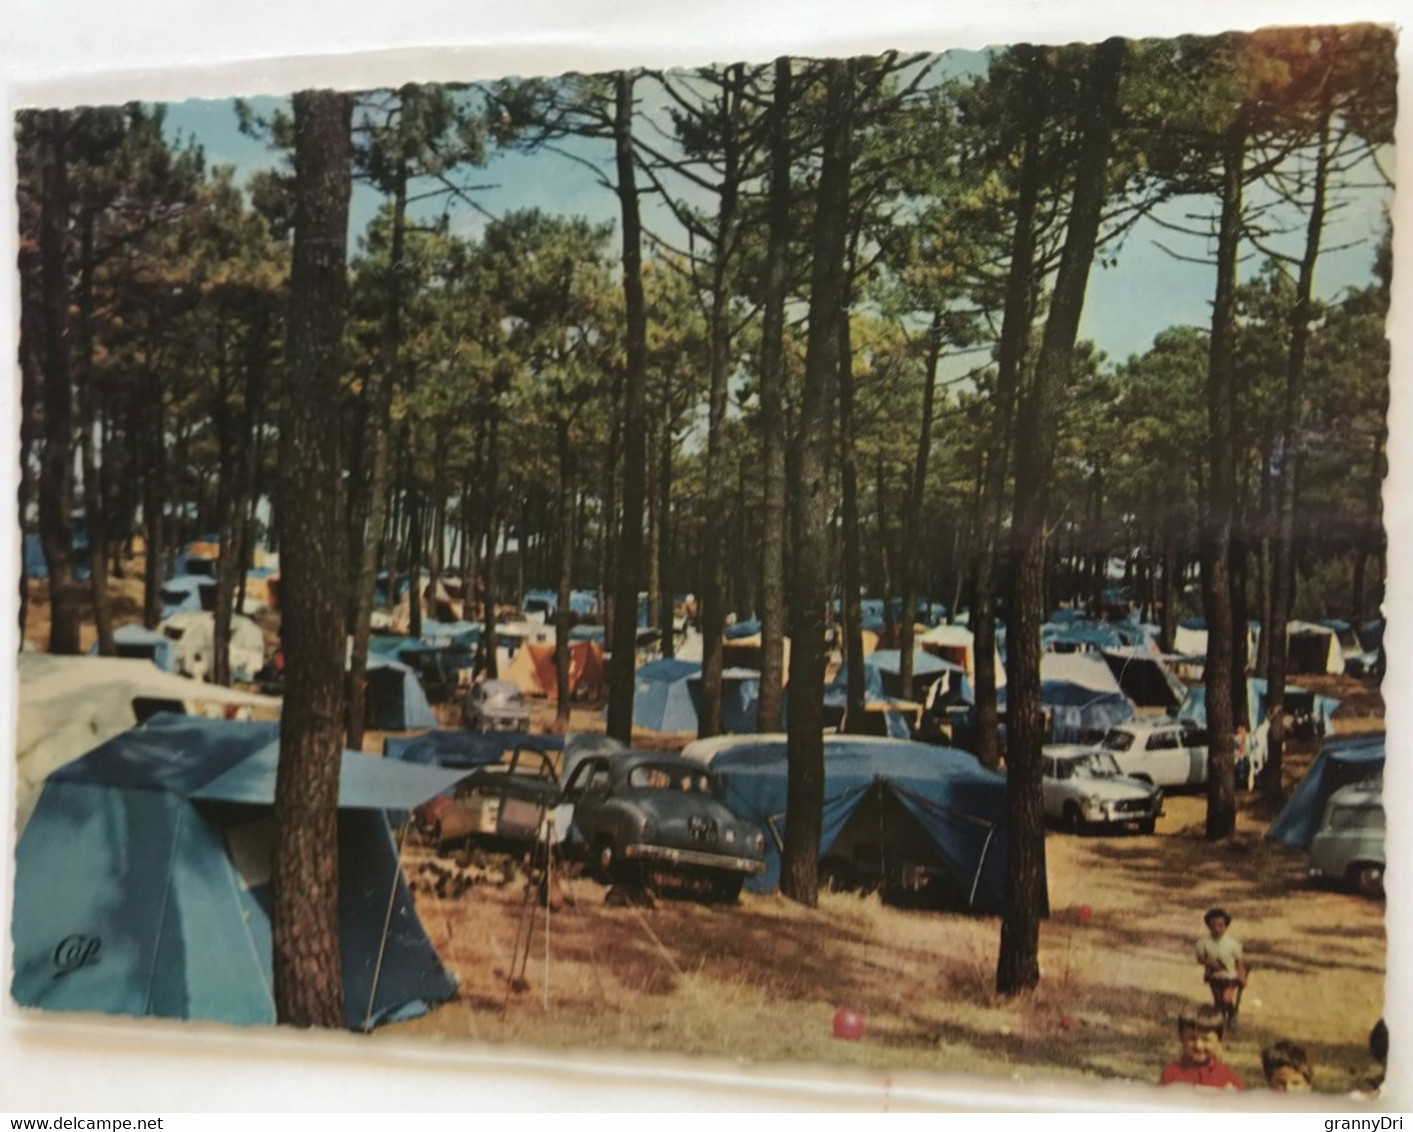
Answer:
[
  {"left": 1180, "top": 1025, "right": 1222, "bottom": 1066},
  {"left": 1268, "top": 1066, "right": 1312, "bottom": 1092},
  {"left": 1206, "top": 916, "right": 1228, "bottom": 939}
]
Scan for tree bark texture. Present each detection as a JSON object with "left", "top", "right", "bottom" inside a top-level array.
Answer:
[
  {"left": 997, "top": 38, "right": 1124, "bottom": 995},
  {"left": 783, "top": 58, "right": 852, "bottom": 907},
  {"left": 272, "top": 89, "right": 353, "bottom": 1030},
  {"left": 606, "top": 70, "right": 651, "bottom": 744}
]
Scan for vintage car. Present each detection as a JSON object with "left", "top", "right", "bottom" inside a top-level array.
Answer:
[
  {"left": 1041, "top": 748, "right": 1163, "bottom": 834},
  {"left": 462, "top": 678, "right": 531, "bottom": 733},
  {"left": 414, "top": 745, "right": 566, "bottom": 855},
  {"left": 1098, "top": 719, "right": 1212, "bottom": 789},
  {"left": 561, "top": 750, "right": 766, "bottom": 901},
  {"left": 1309, "top": 779, "right": 1385, "bottom": 898}
]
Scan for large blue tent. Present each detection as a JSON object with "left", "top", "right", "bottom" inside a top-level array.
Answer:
[
  {"left": 630, "top": 659, "right": 765, "bottom": 734},
  {"left": 88, "top": 624, "right": 180, "bottom": 673},
  {"left": 701, "top": 737, "right": 1019, "bottom": 913},
  {"left": 1267, "top": 734, "right": 1385, "bottom": 847},
  {"left": 364, "top": 657, "right": 438, "bottom": 731},
  {"left": 835, "top": 649, "right": 964, "bottom": 703},
  {"left": 385, "top": 729, "right": 565, "bottom": 769},
  {"left": 1178, "top": 677, "right": 1339, "bottom": 737},
  {"left": 12, "top": 715, "right": 462, "bottom": 1030}
]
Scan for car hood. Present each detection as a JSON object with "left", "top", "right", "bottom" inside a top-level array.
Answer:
[{"left": 1064, "top": 773, "right": 1158, "bottom": 801}]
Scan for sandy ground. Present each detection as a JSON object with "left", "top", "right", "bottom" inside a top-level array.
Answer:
[
  {"left": 381, "top": 703, "right": 1386, "bottom": 1100},
  {"left": 21, "top": 577, "right": 1387, "bottom": 1098}
]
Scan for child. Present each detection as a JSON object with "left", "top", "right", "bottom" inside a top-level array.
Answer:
[
  {"left": 1262, "top": 1040, "right": 1313, "bottom": 1092},
  {"left": 1159, "top": 1005, "right": 1246, "bottom": 1089},
  {"left": 1196, "top": 907, "right": 1247, "bottom": 1029}
]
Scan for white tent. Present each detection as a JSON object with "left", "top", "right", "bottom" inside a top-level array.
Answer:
[
  {"left": 1286, "top": 620, "right": 1347, "bottom": 676},
  {"left": 15, "top": 653, "right": 280, "bottom": 836},
  {"left": 1039, "top": 650, "right": 1124, "bottom": 694},
  {"left": 159, "top": 611, "right": 267, "bottom": 681},
  {"left": 919, "top": 623, "right": 1006, "bottom": 688}
]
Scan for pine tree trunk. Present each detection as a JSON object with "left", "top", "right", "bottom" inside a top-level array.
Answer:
[
  {"left": 272, "top": 88, "right": 352, "bottom": 1030},
  {"left": 347, "top": 167, "right": 406, "bottom": 746},
  {"left": 899, "top": 314, "right": 943, "bottom": 694},
  {"left": 77, "top": 207, "right": 115, "bottom": 656},
  {"left": 555, "top": 416, "right": 574, "bottom": 730},
  {"left": 696, "top": 64, "right": 744, "bottom": 740},
  {"left": 783, "top": 58, "right": 852, "bottom": 908},
  {"left": 213, "top": 319, "right": 236, "bottom": 686},
  {"left": 997, "top": 38, "right": 1124, "bottom": 995},
  {"left": 657, "top": 404, "right": 675, "bottom": 659},
  {"left": 756, "top": 56, "right": 792, "bottom": 734},
  {"left": 1200, "top": 122, "right": 1246, "bottom": 838},
  {"left": 606, "top": 70, "right": 650, "bottom": 744},
  {"left": 974, "top": 46, "right": 1044, "bottom": 770},
  {"left": 838, "top": 285, "right": 866, "bottom": 733},
  {"left": 1262, "top": 83, "right": 1331, "bottom": 802},
  {"left": 37, "top": 109, "right": 82, "bottom": 655}
]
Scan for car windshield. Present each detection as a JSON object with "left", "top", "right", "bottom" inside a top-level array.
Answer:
[
  {"left": 1101, "top": 729, "right": 1135, "bottom": 752},
  {"left": 628, "top": 764, "right": 713, "bottom": 794},
  {"left": 1327, "top": 804, "right": 1385, "bottom": 832}
]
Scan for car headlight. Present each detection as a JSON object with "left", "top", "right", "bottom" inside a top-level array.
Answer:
[
  {"left": 1081, "top": 795, "right": 1102, "bottom": 812},
  {"left": 724, "top": 828, "right": 736, "bottom": 845},
  {"left": 640, "top": 816, "right": 653, "bottom": 837},
  {"left": 754, "top": 833, "right": 765, "bottom": 855}
]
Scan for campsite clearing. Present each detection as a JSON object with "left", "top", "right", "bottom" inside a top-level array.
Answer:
[{"left": 384, "top": 701, "right": 1385, "bottom": 1096}]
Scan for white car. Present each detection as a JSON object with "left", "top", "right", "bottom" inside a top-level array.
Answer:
[
  {"left": 1099, "top": 718, "right": 1265, "bottom": 790},
  {"left": 1042, "top": 749, "right": 1163, "bottom": 834},
  {"left": 1309, "top": 780, "right": 1384, "bottom": 898}
]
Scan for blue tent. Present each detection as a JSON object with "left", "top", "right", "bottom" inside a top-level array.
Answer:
[
  {"left": 569, "top": 624, "right": 606, "bottom": 644},
  {"left": 522, "top": 589, "right": 557, "bottom": 616},
  {"left": 570, "top": 590, "right": 599, "bottom": 617},
  {"left": 365, "top": 657, "right": 438, "bottom": 731},
  {"left": 998, "top": 681, "right": 1136, "bottom": 744},
  {"left": 724, "top": 619, "right": 762, "bottom": 641},
  {"left": 23, "top": 531, "right": 93, "bottom": 581},
  {"left": 385, "top": 729, "right": 564, "bottom": 769},
  {"left": 12, "top": 715, "right": 462, "bottom": 1030},
  {"left": 837, "top": 649, "right": 963, "bottom": 703},
  {"left": 1268, "top": 734, "right": 1385, "bottom": 847},
  {"left": 88, "top": 624, "right": 179, "bottom": 673},
  {"left": 704, "top": 738, "right": 1019, "bottom": 913},
  {"left": 631, "top": 659, "right": 701, "bottom": 731},
  {"left": 1178, "top": 677, "right": 1339, "bottom": 737},
  {"left": 159, "top": 576, "right": 215, "bottom": 622},
  {"left": 1042, "top": 621, "right": 1125, "bottom": 653}
]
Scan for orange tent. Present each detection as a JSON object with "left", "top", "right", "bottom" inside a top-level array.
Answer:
[{"left": 505, "top": 640, "right": 606, "bottom": 703}]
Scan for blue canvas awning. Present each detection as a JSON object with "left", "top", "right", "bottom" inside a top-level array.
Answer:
[{"left": 1267, "top": 734, "right": 1385, "bottom": 847}]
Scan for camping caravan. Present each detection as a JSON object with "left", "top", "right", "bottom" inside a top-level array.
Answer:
[
  {"left": 12, "top": 716, "right": 461, "bottom": 1030},
  {"left": 680, "top": 734, "right": 1018, "bottom": 914},
  {"left": 15, "top": 653, "right": 279, "bottom": 837}
]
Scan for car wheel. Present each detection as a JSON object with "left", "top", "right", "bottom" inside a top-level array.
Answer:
[
  {"left": 1137, "top": 818, "right": 1156, "bottom": 836},
  {"left": 1062, "top": 803, "right": 1085, "bottom": 834},
  {"left": 1350, "top": 862, "right": 1385, "bottom": 899},
  {"left": 708, "top": 873, "right": 744, "bottom": 904}
]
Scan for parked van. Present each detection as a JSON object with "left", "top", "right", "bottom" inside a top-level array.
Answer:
[{"left": 1308, "top": 779, "right": 1384, "bottom": 898}]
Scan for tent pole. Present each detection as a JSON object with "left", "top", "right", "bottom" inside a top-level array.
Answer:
[
  {"left": 365, "top": 816, "right": 410, "bottom": 1033},
  {"left": 969, "top": 826, "right": 996, "bottom": 909}
]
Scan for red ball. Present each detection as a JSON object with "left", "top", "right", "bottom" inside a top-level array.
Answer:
[
  {"left": 832, "top": 1007, "right": 866, "bottom": 1041},
  {"left": 1075, "top": 904, "right": 1093, "bottom": 924}
]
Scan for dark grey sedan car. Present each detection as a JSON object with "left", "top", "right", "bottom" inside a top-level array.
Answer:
[{"left": 562, "top": 750, "right": 766, "bottom": 901}]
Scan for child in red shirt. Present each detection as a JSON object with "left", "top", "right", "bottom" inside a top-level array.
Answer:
[{"left": 1159, "top": 1006, "right": 1246, "bottom": 1090}]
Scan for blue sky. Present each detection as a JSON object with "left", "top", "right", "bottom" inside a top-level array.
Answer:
[{"left": 159, "top": 53, "right": 1391, "bottom": 368}]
